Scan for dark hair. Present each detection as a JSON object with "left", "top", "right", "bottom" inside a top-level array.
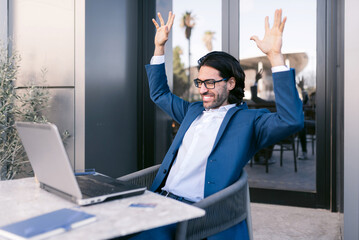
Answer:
[{"left": 197, "top": 51, "right": 245, "bottom": 104}]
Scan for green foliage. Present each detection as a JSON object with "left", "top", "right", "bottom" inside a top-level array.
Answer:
[
  {"left": 0, "top": 43, "right": 50, "bottom": 180},
  {"left": 19, "top": 68, "right": 50, "bottom": 123},
  {"left": 173, "top": 46, "right": 188, "bottom": 99},
  {"left": 0, "top": 44, "right": 22, "bottom": 180}
]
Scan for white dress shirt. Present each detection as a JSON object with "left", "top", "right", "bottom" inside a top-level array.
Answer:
[
  {"left": 150, "top": 55, "right": 289, "bottom": 202},
  {"left": 162, "top": 104, "right": 236, "bottom": 202}
]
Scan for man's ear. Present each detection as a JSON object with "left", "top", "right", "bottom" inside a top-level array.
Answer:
[{"left": 227, "top": 77, "right": 236, "bottom": 91}]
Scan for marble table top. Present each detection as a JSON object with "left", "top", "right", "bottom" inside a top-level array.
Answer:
[{"left": 0, "top": 177, "right": 205, "bottom": 239}]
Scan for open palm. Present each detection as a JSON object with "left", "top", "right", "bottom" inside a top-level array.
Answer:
[
  {"left": 152, "top": 11, "right": 175, "bottom": 47},
  {"left": 250, "top": 9, "right": 287, "bottom": 58}
]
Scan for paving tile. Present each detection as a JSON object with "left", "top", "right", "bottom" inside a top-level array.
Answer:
[{"left": 251, "top": 203, "right": 342, "bottom": 240}]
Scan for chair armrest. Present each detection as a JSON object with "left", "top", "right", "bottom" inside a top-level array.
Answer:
[
  {"left": 117, "top": 164, "right": 160, "bottom": 189},
  {"left": 176, "top": 171, "right": 249, "bottom": 240}
]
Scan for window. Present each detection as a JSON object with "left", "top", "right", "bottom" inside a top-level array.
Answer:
[
  {"left": 172, "top": 0, "right": 222, "bottom": 102},
  {"left": 240, "top": 0, "right": 317, "bottom": 192}
]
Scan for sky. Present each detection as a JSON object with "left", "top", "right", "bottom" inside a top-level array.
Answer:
[
  {"left": 172, "top": 0, "right": 317, "bottom": 75},
  {"left": 173, "top": 0, "right": 222, "bottom": 67}
]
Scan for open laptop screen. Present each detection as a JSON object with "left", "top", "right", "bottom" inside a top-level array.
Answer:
[{"left": 15, "top": 122, "right": 82, "bottom": 199}]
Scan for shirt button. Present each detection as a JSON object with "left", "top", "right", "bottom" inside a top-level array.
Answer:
[{"left": 163, "top": 169, "right": 167, "bottom": 174}]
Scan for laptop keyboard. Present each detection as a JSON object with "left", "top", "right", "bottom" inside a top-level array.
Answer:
[{"left": 76, "top": 174, "right": 134, "bottom": 198}]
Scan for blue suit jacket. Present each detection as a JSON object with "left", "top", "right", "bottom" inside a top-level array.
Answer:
[{"left": 145, "top": 63, "right": 303, "bottom": 239}]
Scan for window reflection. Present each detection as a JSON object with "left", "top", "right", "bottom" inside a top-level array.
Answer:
[
  {"left": 172, "top": 0, "right": 222, "bottom": 102},
  {"left": 172, "top": 0, "right": 222, "bottom": 137},
  {"left": 240, "top": 0, "right": 317, "bottom": 192}
]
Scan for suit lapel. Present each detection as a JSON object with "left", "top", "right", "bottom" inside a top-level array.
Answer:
[
  {"left": 212, "top": 105, "right": 243, "bottom": 150},
  {"left": 173, "top": 103, "right": 245, "bottom": 153},
  {"left": 172, "top": 104, "right": 205, "bottom": 152}
]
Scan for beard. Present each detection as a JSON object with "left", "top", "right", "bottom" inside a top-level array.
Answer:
[{"left": 201, "top": 85, "right": 229, "bottom": 109}]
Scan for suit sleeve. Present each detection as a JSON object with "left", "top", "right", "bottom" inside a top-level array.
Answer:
[
  {"left": 145, "top": 63, "right": 190, "bottom": 124},
  {"left": 254, "top": 69, "right": 304, "bottom": 150}
]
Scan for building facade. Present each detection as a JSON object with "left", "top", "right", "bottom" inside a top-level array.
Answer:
[{"left": 2, "top": 0, "right": 359, "bottom": 238}]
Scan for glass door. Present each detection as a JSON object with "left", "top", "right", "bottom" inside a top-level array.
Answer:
[
  {"left": 238, "top": 0, "right": 327, "bottom": 208},
  {"left": 240, "top": 0, "right": 317, "bottom": 192},
  {"left": 171, "top": 0, "right": 222, "bottom": 136},
  {"left": 161, "top": 0, "right": 329, "bottom": 208}
]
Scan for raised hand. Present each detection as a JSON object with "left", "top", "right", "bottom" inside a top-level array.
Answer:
[
  {"left": 255, "top": 69, "right": 263, "bottom": 83},
  {"left": 152, "top": 11, "right": 175, "bottom": 56},
  {"left": 250, "top": 9, "right": 287, "bottom": 67}
]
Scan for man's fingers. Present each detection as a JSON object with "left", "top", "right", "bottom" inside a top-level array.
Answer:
[
  {"left": 158, "top": 12, "right": 165, "bottom": 26},
  {"left": 265, "top": 16, "right": 270, "bottom": 33},
  {"left": 272, "top": 9, "right": 286, "bottom": 32},
  {"left": 166, "top": 11, "right": 172, "bottom": 25},
  {"left": 250, "top": 35, "right": 259, "bottom": 43},
  {"left": 279, "top": 16, "right": 287, "bottom": 32},
  {"left": 152, "top": 19, "right": 159, "bottom": 29},
  {"left": 166, "top": 11, "right": 175, "bottom": 31},
  {"left": 273, "top": 9, "right": 281, "bottom": 28},
  {"left": 169, "top": 13, "right": 175, "bottom": 29}
]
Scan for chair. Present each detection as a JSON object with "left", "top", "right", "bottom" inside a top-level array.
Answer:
[
  {"left": 250, "top": 134, "right": 297, "bottom": 173},
  {"left": 275, "top": 134, "right": 297, "bottom": 172},
  {"left": 296, "top": 119, "right": 316, "bottom": 156},
  {"left": 299, "top": 107, "right": 316, "bottom": 156},
  {"left": 117, "top": 165, "right": 253, "bottom": 240},
  {"left": 250, "top": 146, "right": 275, "bottom": 173},
  {"left": 247, "top": 101, "right": 298, "bottom": 173}
]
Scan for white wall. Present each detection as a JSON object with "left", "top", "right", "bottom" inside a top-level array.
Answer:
[{"left": 344, "top": 0, "right": 359, "bottom": 239}]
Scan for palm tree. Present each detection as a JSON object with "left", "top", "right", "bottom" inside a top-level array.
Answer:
[
  {"left": 180, "top": 11, "right": 195, "bottom": 100},
  {"left": 203, "top": 31, "right": 215, "bottom": 52},
  {"left": 173, "top": 46, "right": 188, "bottom": 98}
]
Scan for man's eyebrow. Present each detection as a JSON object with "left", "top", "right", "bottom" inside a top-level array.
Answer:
[{"left": 196, "top": 78, "right": 216, "bottom": 81}]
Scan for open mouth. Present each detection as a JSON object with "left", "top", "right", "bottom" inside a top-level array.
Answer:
[{"left": 202, "top": 95, "right": 214, "bottom": 102}]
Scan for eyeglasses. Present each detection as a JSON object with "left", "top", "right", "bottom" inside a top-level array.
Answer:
[{"left": 193, "top": 78, "right": 228, "bottom": 89}]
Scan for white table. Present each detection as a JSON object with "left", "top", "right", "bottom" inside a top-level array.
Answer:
[{"left": 0, "top": 178, "right": 205, "bottom": 239}]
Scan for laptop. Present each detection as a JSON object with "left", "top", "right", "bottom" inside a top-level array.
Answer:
[{"left": 15, "top": 121, "right": 146, "bottom": 206}]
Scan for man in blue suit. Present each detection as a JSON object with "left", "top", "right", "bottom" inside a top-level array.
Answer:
[{"left": 137, "top": 9, "right": 303, "bottom": 240}]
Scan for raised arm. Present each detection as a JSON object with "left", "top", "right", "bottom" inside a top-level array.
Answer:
[
  {"left": 250, "top": 10, "right": 304, "bottom": 151},
  {"left": 152, "top": 11, "right": 175, "bottom": 56},
  {"left": 147, "top": 12, "right": 190, "bottom": 124},
  {"left": 250, "top": 9, "right": 287, "bottom": 67}
]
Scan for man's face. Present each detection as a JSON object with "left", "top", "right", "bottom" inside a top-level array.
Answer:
[{"left": 197, "top": 66, "right": 235, "bottom": 109}]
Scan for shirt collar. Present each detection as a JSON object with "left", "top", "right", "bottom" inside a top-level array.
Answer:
[{"left": 205, "top": 103, "right": 237, "bottom": 112}]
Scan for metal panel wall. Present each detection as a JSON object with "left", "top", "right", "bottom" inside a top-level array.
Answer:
[
  {"left": 74, "top": 0, "right": 85, "bottom": 171},
  {"left": 15, "top": 89, "right": 75, "bottom": 164},
  {"left": 154, "top": 0, "right": 173, "bottom": 165},
  {"left": 45, "top": 89, "right": 75, "bottom": 164},
  {"left": 85, "top": 0, "right": 138, "bottom": 178},
  {"left": 222, "top": 0, "right": 239, "bottom": 59},
  {"left": 0, "top": 0, "right": 7, "bottom": 43},
  {"left": 7, "top": 0, "right": 164, "bottom": 179},
  {"left": 344, "top": 0, "right": 359, "bottom": 238},
  {"left": 9, "top": 0, "right": 74, "bottom": 87},
  {"left": 8, "top": 0, "right": 75, "bottom": 165}
]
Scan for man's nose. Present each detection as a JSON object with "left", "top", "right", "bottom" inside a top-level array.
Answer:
[{"left": 199, "top": 84, "right": 208, "bottom": 94}]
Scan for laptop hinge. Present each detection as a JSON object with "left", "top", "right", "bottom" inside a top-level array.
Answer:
[{"left": 40, "top": 182, "right": 78, "bottom": 204}]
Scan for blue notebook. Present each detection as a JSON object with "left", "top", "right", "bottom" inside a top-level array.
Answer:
[{"left": 0, "top": 208, "right": 96, "bottom": 240}]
